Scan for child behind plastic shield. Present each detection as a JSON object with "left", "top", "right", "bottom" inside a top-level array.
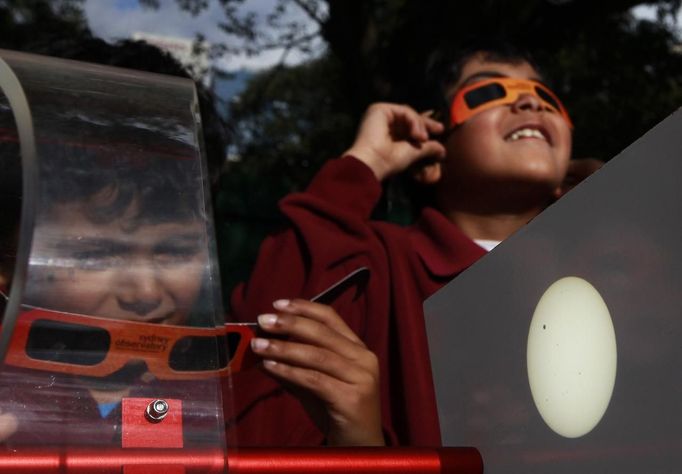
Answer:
[
  {"left": 0, "top": 145, "right": 219, "bottom": 445},
  {"left": 27, "top": 148, "right": 210, "bottom": 325}
]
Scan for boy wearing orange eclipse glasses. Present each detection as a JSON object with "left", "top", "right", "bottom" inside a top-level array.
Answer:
[{"left": 231, "top": 40, "right": 603, "bottom": 447}]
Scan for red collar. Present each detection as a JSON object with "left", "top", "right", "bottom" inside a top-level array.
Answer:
[{"left": 409, "top": 207, "right": 487, "bottom": 278}]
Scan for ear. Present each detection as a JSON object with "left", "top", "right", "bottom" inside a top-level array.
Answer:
[{"left": 411, "top": 160, "right": 442, "bottom": 185}]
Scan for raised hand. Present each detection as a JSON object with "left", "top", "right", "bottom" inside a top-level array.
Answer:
[
  {"left": 0, "top": 409, "right": 18, "bottom": 442},
  {"left": 344, "top": 103, "right": 446, "bottom": 181},
  {"left": 250, "top": 299, "right": 384, "bottom": 446}
]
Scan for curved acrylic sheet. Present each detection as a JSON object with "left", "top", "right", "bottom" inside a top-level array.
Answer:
[
  {"left": 0, "top": 49, "right": 232, "bottom": 463},
  {"left": 0, "top": 56, "right": 38, "bottom": 362}
]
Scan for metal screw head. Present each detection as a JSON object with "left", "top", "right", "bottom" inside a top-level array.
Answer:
[{"left": 145, "top": 399, "right": 169, "bottom": 423}]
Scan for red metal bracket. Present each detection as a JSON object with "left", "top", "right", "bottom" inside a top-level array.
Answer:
[{"left": 121, "top": 398, "right": 185, "bottom": 474}]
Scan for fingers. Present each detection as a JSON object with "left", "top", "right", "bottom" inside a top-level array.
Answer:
[
  {"left": 250, "top": 299, "right": 384, "bottom": 446},
  {"left": 274, "top": 299, "right": 361, "bottom": 343},
  {"left": 256, "top": 302, "right": 366, "bottom": 359},
  {"left": 0, "top": 411, "right": 18, "bottom": 442},
  {"left": 387, "top": 106, "right": 446, "bottom": 162},
  {"left": 258, "top": 352, "right": 383, "bottom": 446},
  {"left": 251, "top": 335, "right": 378, "bottom": 386},
  {"left": 260, "top": 356, "right": 343, "bottom": 395},
  {"left": 345, "top": 103, "right": 446, "bottom": 181},
  {"left": 384, "top": 103, "right": 443, "bottom": 142},
  {"left": 414, "top": 140, "right": 447, "bottom": 162},
  {"left": 421, "top": 110, "right": 446, "bottom": 136},
  {"left": 252, "top": 299, "right": 377, "bottom": 381}
]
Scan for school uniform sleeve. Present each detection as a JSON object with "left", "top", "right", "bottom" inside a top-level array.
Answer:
[
  {"left": 231, "top": 155, "right": 386, "bottom": 320},
  {"left": 227, "top": 155, "right": 399, "bottom": 446}
]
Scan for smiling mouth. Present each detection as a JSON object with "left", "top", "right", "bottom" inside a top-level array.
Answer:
[
  {"left": 138, "top": 313, "right": 176, "bottom": 325},
  {"left": 505, "top": 126, "right": 551, "bottom": 144}
]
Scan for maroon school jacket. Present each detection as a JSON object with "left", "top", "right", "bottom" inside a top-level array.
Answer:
[{"left": 226, "top": 156, "right": 486, "bottom": 447}]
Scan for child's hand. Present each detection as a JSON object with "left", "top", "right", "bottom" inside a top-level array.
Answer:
[
  {"left": 344, "top": 103, "right": 446, "bottom": 182},
  {"left": 0, "top": 409, "right": 18, "bottom": 442},
  {"left": 251, "top": 299, "right": 384, "bottom": 446}
]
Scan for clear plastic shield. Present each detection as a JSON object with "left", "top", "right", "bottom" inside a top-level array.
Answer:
[{"left": 0, "top": 49, "right": 235, "bottom": 470}]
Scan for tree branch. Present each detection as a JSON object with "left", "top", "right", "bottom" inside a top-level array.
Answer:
[{"left": 290, "top": 0, "right": 326, "bottom": 26}]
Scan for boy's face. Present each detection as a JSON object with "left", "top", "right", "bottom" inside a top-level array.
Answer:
[
  {"left": 27, "top": 199, "right": 207, "bottom": 326},
  {"left": 439, "top": 54, "right": 572, "bottom": 201}
]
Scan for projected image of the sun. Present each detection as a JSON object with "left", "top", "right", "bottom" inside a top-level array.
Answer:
[{"left": 527, "top": 277, "right": 617, "bottom": 438}]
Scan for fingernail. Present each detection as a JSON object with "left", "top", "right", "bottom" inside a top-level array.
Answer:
[
  {"left": 272, "top": 299, "right": 291, "bottom": 310},
  {"left": 250, "top": 338, "right": 270, "bottom": 351},
  {"left": 258, "top": 313, "right": 278, "bottom": 327},
  {"left": 263, "top": 359, "right": 278, "bottom": 369}
]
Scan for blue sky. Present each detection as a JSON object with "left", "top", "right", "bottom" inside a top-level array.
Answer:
[
  {"left": 84, "top": 2, "right": 678, "bottom": 73},
  {"left": 114, "top": 0, "right": 139, "bottom": 11},
  {"left": 84, "top": 0, "right": 326, "bottom": 71}
]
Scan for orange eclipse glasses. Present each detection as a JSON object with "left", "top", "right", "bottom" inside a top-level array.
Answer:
[
  {"left": 4, "top": 308, "right": 258, "bottom": 380},
  {"left": 450, "top": 77, "right": 573, "bottom": 128}
]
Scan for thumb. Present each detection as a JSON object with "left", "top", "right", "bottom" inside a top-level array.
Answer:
[
  {"left": 391, "top": 139, "right": 445, "bottom": 175},
  {"left": 416, "top": 140, "right": 446, "bottom": 161},
  {"left": 0, "top": 412, "right": 18, "bottom": 442}
]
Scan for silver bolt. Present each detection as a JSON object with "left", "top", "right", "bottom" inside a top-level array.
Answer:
[{"left": 145, "top": 399, "right": 169, "bottom": 423}]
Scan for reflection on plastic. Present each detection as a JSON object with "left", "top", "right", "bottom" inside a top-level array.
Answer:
[{"left": 0, "top": 49, "right": 227, "bottom": 451}]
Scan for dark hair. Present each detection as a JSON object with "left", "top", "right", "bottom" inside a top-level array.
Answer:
[
  {"left": 414, "top": 37, "right": 541, "bottom": 127},
  {"left": 21, "top": 37, "right": 228, "bottom": 186},
  {"left": 7, "top": 37, "right": 226, "bottom": 228},
  {"left": 39, "top": 146, "right": 205, "bottom": 230},
  {"left": 1, "top": 40, "right": 220, "bottom": 286}
]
